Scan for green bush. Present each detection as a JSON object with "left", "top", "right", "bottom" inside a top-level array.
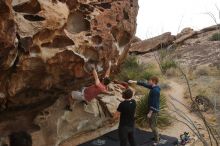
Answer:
[
  {"left": 116, "top": 56, "right": 159, "bottom": 81},
  {"left": 209, "top": 33, "right": 220, "bottom": 41},
  {"left": 122, "top": 55, "right": 140, "bottom": 69},
  {"left": 136, "top": 93, "right": 171, "bottom": 128},
  {"left": 161, "top": 60, "right": 177, "bottom": 72},
  {"left": 141, "top": 70, "right": 155, "bottom": 80},
  {"left": 134, "top": 86, "right": 149, "bottom": 95}
]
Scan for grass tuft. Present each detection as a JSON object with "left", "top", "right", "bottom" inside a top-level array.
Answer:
[
  {"left": 161, "top": 60, "right": 177, "bottom": 73},
  {"left": 209, "top": 33, "right": 220, "bottom": 41}
]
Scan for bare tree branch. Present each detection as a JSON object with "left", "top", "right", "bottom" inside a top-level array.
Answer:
[
  {"left": 153, "top": 48, "right": 219, "bottom": 145},
  {"left": 169, "top": 100, "right": 207, "bottom": 145}
]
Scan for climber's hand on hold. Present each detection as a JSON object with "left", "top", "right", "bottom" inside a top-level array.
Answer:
[{"left": 90, "top": 64, "right": 96, "bottom": 70}]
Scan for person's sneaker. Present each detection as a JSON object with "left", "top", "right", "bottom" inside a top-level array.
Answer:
[{"left": 64, "top": 105, "right": 73, "bottom": 111}]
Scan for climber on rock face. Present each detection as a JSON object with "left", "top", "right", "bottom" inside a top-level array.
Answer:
[{"left": 65, "top": 61, "right": 112, "bottom": 111}]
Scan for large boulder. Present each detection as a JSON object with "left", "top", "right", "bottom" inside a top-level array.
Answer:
[
  {"left": 0, "top": 0, "right": 138, "bottom": 145},
  {"left": 174, "top": 27, "right": 197, "bottom": 44},
  {"left": 170, "top": 25, "right": 220, "bottom": 68},
  {"left": 32, "top": 83, "right": 124, "bottom": 146},
  {"left": 176, "top": 27, "right": 194, "bottom": 39},
  {"left": 129, "top": 32, "right": 175, "bottom": 54}
]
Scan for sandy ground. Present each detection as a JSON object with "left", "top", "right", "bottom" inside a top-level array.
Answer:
[{"left": 160, "top": 80, "right": 205, "bottom": 145}]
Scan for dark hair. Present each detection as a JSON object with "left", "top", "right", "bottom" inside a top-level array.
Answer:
[
  {"left": 122, "top": 88, "right": 133, "bottom": 99},
  {"left": 9, "top": 131, "right": 32, "bottom": 146},
  {"left": 103, "top": 77, "right": 111, "bottom": 85},
  {"left": 149, "top": 76, "right": 159, "bottom": 84}
]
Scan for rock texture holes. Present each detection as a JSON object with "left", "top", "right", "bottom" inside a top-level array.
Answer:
[
  {"left": 5, "top": 20, "right": 17, "bottom": 36},
  {"left": 119, "top": 31, "right": 131, "bottom": 47},
  {"left": 123, "top": 10, "right": 129, "bottom": 20},
  {"left": 23, "top": 15, "right": 45, "bottom": 21},
  {"left": 95, "top": 3, "right": 111, "bottom": 9},
  {"left": 93, "top": 19, "right": 98, "bottom": 26},
  {"left": 65, "top": 0, "right": 79, "bottom": 10},
  {"left": 18, "top": 37, "right": 33, "bottom": 52},
  {"left": 111, "top": 27, "right": 118, "bottom": 41},
  {"left": 66, "top": 11, "right": 90, "bottom": 33},
  {"left": 0, "top": 0, "right": 139, "bottom": 141},
  {"left": 107, "top": 23, "right": 112, "bottom": 28},
  {"left": 30, "top": 45, "right": 41, "bottom": 53},
  {"left": 79, "top": 4, "right": 94, "bottom": 14},
  {"left": 34, "top": 29, "right": 54, "bottom": 41},
  {"left": 41, "top": 35, "right": 74, "bottom": 48},
  {"left": 85, "top": 33, "right": 91, "bottom": 36},
  {"left": 13, "top": 0, "right": 41, "bottom": 14},
  {"left": 111, "top": 27, "right": 131, "bottom": 47},
  {"left": 92, "top": 35, "right": 102, "bottom": 45},
  {"left": 0, "top": 1, "right": 10, "bottom": 14}
]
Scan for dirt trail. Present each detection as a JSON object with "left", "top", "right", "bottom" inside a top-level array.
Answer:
[{"left": 161, "top": 80, "right": 204, "bottom": 142}]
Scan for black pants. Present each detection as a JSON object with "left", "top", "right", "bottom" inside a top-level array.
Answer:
[{"left": 118, "top": 126, "right": 136, "bottom": 146}]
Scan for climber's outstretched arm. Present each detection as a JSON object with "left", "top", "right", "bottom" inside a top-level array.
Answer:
[
  {"left": 104, "top": 61, "right": 112, "bottom": 78},
  {"left": 92, "top": 68, "right": 101, "bottom": 86}
]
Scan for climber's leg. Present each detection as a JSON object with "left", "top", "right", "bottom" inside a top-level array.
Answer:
[
  {"left": 65, "top": 91, "right": 85, "bottom": 111},
  {"left": 71, "top": 91, "right": 85, "bottom": 101}
]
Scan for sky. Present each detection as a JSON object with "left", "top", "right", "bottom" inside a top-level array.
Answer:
[{"left": 136, "top": 0, "right": 220, "bottom": 39}]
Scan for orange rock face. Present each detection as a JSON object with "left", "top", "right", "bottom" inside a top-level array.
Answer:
[{"left": 0, "top": 0, "right": 138, "bottom": 140}]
